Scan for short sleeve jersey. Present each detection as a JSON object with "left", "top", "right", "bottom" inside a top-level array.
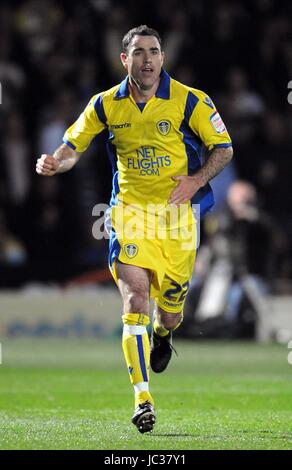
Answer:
[{"left": 63, "top": 70, "right": 232, "bottom": 217}]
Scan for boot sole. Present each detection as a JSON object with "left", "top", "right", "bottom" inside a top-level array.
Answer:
[{"left": 133, "top": 411, "right": 156, "bottom": 433}]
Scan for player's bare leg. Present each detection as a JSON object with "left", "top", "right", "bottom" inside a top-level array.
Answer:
[
  {"left": 116, "top": 261, "right": 151, "bottom": 314},
  {"left": 116, "top": 261, "right": 156, "bottom": 433},
  {"left": 150, "top": 305, "right": 182, "bottom": 373},
  {"left": 155, "top": 307, "right": 183, "bottom": 331}
]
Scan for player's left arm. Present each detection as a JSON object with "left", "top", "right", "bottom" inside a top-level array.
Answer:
[
  {"left": 169, "top": 93, "right": 233, "bottom": 205},
  {"left": 169, "top": 146, "right": 233, "bottom": 204}
]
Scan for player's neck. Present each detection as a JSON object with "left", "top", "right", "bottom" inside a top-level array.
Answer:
[{"left": 128, "top": 78, "right": 160, "bottom": 103}]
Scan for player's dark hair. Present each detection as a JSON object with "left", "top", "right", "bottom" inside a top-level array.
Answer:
[{"left": 122, "top": 25, "right": 162, "bottom": 54}]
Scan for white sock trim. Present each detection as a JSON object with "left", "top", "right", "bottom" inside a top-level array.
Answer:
[
  {"left": 134, "top": 382, "right": 149, "bottom": 393},
  {"left": 123, "top": 324, "right": 146, "bottom": 335}
]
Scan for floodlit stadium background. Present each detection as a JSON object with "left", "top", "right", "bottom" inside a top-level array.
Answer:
[{"left": 0, "top": 0, "right": 292, "bottom": 341}]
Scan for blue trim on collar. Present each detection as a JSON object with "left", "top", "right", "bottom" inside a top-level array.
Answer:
[
  {"left": 155, "top": 69, "right": 170, "bottom": 99},
  {"left": 114, "top": 76, "right": 130, "bottom": 99},
  {"left": 114, "top": 69, "right": 171, "bottom": 100}
]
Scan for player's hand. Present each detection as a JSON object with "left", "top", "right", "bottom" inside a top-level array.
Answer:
[
  {"left": 36, "top": 154, "right": 60, "bottom": 176},
  {"left": 168, "top": 175, "right": 203, "bottom": 205}
]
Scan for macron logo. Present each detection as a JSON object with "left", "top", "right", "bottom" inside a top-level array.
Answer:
[{"left": 110, "top": 123, "right": 131, "bottom": 129}]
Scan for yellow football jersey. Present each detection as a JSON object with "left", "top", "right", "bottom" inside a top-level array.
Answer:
[
  {"left": 63, "top": 70, "right": 232, "bottom": 219},
  {"left": 64, "top": 70, "right": 232, "bottom": 310}
]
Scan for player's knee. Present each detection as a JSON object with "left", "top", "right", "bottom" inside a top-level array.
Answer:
[
  {"left": 124, "top": 289, "right": 149, "bottom": 313},
  {"left": 160, "top": 312, "right": 182, "bottom": 331}
]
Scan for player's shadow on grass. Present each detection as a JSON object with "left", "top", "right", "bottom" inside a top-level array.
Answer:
[{"left": 152, "top": 433, "right": 193, "bottom": 437}]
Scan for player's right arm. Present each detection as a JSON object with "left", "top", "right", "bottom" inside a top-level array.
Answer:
[
  {"left": 36, "top": 143, "right": 81, "bottom": 176},
  {"left": 36, "top": 93, "right": 107, "bottom": 177}
]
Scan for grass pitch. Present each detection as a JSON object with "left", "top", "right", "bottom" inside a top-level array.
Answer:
[{"left": 0, "top": 338, "right": 291, "bottom": 450}]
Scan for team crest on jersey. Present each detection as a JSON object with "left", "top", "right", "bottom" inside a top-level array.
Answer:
[
  {"left": 124, "top": 244, "right": 139, "bottom": 258},
  {"left": 156, "top": 120, "right": 171, "bottom": 136}
]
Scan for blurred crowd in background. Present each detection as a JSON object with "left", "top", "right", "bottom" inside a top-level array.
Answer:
[{"left": 0, "top": 0, "right": 291, "bottom": 289}]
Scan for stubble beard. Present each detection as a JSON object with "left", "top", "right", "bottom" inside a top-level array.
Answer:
[{"left": 132, "top": 75, "right": 157, "bottom": 92}]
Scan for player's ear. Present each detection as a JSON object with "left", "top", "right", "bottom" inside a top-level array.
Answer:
[
  {"left": 161, "top": 51, "right": 165, "bottom": 66},
  {"left": 120, "top": 52, "right": 128, "bottom": 70}
]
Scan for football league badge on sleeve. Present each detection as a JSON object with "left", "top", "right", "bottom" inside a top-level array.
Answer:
[
  {"left": 210, "top": 111, "right": 226, "bottom": 134},
  {"left": 124, "top": 244, "right": 139, "bottom": 258},
  {"left": 157, "top": 120, "right": 171, "bottom": 136}
]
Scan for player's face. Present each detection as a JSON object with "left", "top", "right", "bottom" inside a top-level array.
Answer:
[{"left": 120, "top": 35, "right": 164, "bottom": 91}]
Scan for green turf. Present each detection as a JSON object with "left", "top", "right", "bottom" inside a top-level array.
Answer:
[{"left": 0, "top": 338, "right": 292, "bottom": 450}]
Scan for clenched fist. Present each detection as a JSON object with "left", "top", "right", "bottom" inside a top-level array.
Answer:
[{"left": 36, "top": 154, "right": 60, "bottom": 176}]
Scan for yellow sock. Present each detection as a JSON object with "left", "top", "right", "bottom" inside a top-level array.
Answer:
[
  {"left": 153, "top": 318, "right": 169, "bottom": 337},
  {"left": 122, "top": 313, "right": 154, "bottom": 408}
]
